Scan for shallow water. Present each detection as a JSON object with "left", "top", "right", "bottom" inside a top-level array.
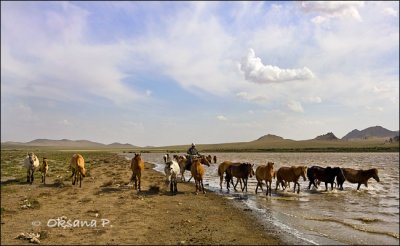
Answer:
[{"left": 124, "top": 152, "right": 399, "bottom": 245}]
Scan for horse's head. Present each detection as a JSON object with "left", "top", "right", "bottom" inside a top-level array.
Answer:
[
  {"left": 28, "top": 153, "right": 36, "bottom": 165},
  {"left": 371, "top": 168, "right": 380, "bottom": 182},
  {"left": 199, "top": 155, "right": 211, "bottom": 167}
]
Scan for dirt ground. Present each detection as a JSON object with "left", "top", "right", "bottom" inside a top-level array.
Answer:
[{"left": 1, "top": 153, "right": 285, "bottom": 245}]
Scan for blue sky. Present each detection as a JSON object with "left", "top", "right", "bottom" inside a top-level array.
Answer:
[{"left": 1, "top": 1, "right": 399, "bottom": 146}]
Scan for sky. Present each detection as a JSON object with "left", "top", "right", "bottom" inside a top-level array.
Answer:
[{"left": 1, "top": 1, "right": 399, "bottom": 147}]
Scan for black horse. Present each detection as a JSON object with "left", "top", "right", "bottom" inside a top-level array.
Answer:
[{"left": 307, "top": 166, "right": 345, "bottom": 191}]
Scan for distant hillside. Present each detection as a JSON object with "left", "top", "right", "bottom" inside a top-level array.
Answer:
[
  {"left": 2, "top": 139, "right": 136, "bottom": 149},
  {"left": 254, "top": 134, "right": 285, "bottom": 141},
  {"left": 314, "top": 132, "right": 339, "bottom": 141},
  {"left": 342, "top": 126, "right": 398, "bottom": 140}
]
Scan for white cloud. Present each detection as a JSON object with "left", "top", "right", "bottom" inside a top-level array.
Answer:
[
  {"left": 301, "top": 1, "right": 364, "bottom": 22},
  {"left": 236, "top": 91, "right": 269, "bottom": 103},
  {"left": 303, "top": 96, "right": 322, "bottom": 103},
  {"left": 383, "top": 7, "right": 398, "bottom": 17},
  {"left": 239, "top": 49, "right": 314, "bottom": 84},
  {"left": 1, "top": 2, "right": 141, "bottom": 105},
  {"left": 287, "top": 100, "right": 304, "bottom": 113},
  {"left": 217, "top": 115, "right": 228, "bottom": 121}
]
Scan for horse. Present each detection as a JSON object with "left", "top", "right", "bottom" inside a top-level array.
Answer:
[
  {"left": 23, "top": 153, "right": 40, "bottom": 184},
  {"left": 338, "top": 168, "right": 380, "bottom": 190},
  {"left": 206, "top": 155, "right": 213, "bottom": 163},
  {"left": 213, "top": 155, "right": 217, "bottom": 164},
  {"left": 164, "top": 156, "right": 180, "bottom": 194},
  {"left": 190, "top": 155, "right": 211, "bottom": 194},
  {"left": 163, "top": 154, "right": 169, "bottom": 163},
  {"left": 225, "top": 162, "right": 255, "bottom": 192},
  {"left": 39, "top": 157, "right": 49, "bottom": 184},
  {"left": 275, "top": 166, "right": 307, "bottom": 194},
  {"left": 176, "top": 155, "right": 189, "bottom": 181},
  {"left": 70, "top": 154, "right": 86, "bottom": 188},
  {"left": 255, "top": 162, "right": 275, "bottom": 196},
  {"left": 307, "top": 166, "right": 345, "bottom": 191},
  {"left": 217, "top": 161, "right": 242, "bottom": 190},
  {"left": 131, "top": 153, "right": 144, "bottom": 191}
]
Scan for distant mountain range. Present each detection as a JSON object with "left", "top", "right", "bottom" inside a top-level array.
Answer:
[
  {"left": 1, "top": 126, "right": 398, "bottom": 149},
  {"left": 341, "top": 126, "right": 399, "bottom": 140},
  {"left": 1, "top": 139, "right": 137, "bottom": 149}
]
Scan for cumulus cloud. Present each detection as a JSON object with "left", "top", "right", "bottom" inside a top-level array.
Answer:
[
  {"left": 239, "top": 49, "right": 314, "bottom": 84},
  {"left": 216, "top": 115, "right": 228, "bottom": 121},
  {"left": 301, "top": 1, "right": 364, "bottom": 22},
  {"left": 287, "top": 100, "right": 304, "bottom": 113}
]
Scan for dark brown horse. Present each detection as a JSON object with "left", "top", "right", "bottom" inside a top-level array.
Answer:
[
  {"left": 225, "top": 163, "right": 255, "bottom": 192},
  {"left": 338, "top": 168, "right": 380, "bottom": 190},
  {"left": 307, "top": 166, "right": 345, "bottom": 191},
  {"left": 276, "top": 166, "right": 307, "bottom": 194}
]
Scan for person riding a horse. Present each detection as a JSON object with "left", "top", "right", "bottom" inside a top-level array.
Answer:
[{"left": 186, "top": 143, "right": 200, "bottom": 167}]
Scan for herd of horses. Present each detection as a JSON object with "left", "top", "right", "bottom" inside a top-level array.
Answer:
[{"left": 22, "top": 152, "right": 380, "bottom": 196}]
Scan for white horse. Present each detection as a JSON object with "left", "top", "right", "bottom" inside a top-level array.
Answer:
[
  {"left": 23, "top": 153, "right": 40, "bottom": 184},
  {"left": 164, "top": 155, "right": 180, "bottom": 194}
]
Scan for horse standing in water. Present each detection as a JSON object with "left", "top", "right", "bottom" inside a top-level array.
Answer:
[
  {"left": 255, "top": 162, "right": 275, "bottom": 196},
  {"left": 225, "top": 163, "right": 255, "bottom": 192},
  {"left": 276, "top": 166, "right": 307, "bottom": 194},
  {"left": 307, "top": 166, "right": 345, "bottom": 191},
  {"left": 338, "top": 168, "right": 380, "bottom": 190},
  {"left": 23, "top": 153, "right": 40, "bottom": 184}
]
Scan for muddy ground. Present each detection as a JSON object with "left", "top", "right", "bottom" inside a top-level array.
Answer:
[{"left": 1, "top": 151, "right": 285, "bottom": 245}]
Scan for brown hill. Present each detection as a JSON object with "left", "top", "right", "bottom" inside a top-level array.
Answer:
[{"left": 314, "top": 132, "right": 339, "bottom": 141}]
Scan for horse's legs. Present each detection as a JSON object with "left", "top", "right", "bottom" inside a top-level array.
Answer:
[
  {"left": 357, "top": 183, "right": 361, "bottom": 190},
  {"left": 138, "top": 175, "right": 141, "bottom": 192},
  {"left": 26, "top": 170, "right": 30, "bottom": 183},
  {"left": 30, "top": 170, "right": 34, "bottom": 184},
  {"left": 220, "top": 175, "right": 223, "bottom": 190},
  {"left": 243, "top": 178, "right": 248, "bottom": 192},
  {"left": 233, "top": 178, "right": 239, "bottom": 191},
  {"left": 201, "top": 179, "right": 206, "bottom": 194},
  {"left": 255, "top": 180, "right": 262, "bottom": 194},
  {"left": 79, "top": 173, "right": 82, "bottom": 188}
]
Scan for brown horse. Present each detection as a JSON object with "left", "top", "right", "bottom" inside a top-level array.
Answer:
[
  {"left": 217, "top": 161, "right": 242, "bottom": 190},
  {"left": 213, "top": 155, "right": 217, "bottom": 164},
  {"left": 206, "top": 155, "right": 213, "bottom": 163},
  {"left": 338, "top": 168, "right": 380, "bottom": 190},
  {"left": 190, "top": 155, "right": 211, "bottom": 194},
  {"left": 70, "top": 154, "right": 86, "bottom": 188},
  {"left": 255, "top": 162, "right": 275, "bottom": 196},
  {"left": 275, "top": 166, "right": 307, "bottom": 194},
  {"left": 225, "top": 163, "right": 255, "bottom": 192},
  {"left": 131, "top": 153, "right": 144, "bottom": 191}
]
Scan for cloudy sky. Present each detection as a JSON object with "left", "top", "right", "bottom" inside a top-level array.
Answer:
[{"left": 1, "top": 1, "right": 399, "bottom": 146}]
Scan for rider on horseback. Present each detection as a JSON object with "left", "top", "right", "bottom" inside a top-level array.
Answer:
[{"left": 186, "top": 143, "right": 200, "bottom": 167}]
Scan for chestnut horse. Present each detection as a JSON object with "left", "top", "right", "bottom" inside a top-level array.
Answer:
[
  {"left": 70, "top": 154, "right": 86, "bottom": 188},
  {"left": 255, "top": 162, "right": 275, "bottom": 196},
  {"left": 225, "top": 163, "right": 255, "bottom": 192},
  {"left": 307, "top": 166, "right": 345, "bottom": 191},
  {"left": 338, "top": 168, "right": 380, "bottom": 190},
  {"left": 276, "top": 166, "right": 307, "bottom": 194},
  {"left": 131, "top": 153, "right": 144, "bottom": 191},
  {"left": 190, "top": 155, "right": 211, "bottom": 194}
]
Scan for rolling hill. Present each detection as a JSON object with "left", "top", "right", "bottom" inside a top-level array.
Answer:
[
  {"left": 1, "top": 139, "right": 137, "bottom": 149},
  {"left": 342, "top": 126, "right": 399, "bottom": 140}
]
